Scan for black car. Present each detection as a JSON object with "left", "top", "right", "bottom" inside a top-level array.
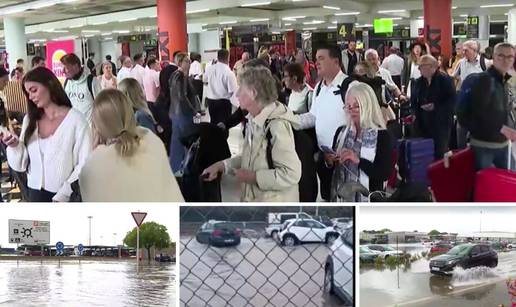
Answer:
[
  {"left": 195, "top": 221, "right": 241, "bottom": 247},
  {"left": 429, "top": 243, "right": 498, "bottom": 275}
]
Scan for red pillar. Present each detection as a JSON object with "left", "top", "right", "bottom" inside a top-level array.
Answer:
[
  {"left": 423, "top": 0, "right": 452, "bottom": 58},
  {"left": 157, "top": 0, "right": 188, "bottom": 62},
  {"left": 285, "top": 31, "right": 296, "bottom": 57}
]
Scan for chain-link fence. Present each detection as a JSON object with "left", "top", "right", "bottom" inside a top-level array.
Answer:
[{"left": 180, "top": 206, "right": 355, "bottom": 307}]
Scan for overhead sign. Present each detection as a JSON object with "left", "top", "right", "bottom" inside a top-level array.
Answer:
[
  {"left": 466, "top": 16, "right": 479, "bottom": 39},
  {"left": 337, "top": 23, "right": 356, "bottom": 41},
  {"left": 9, "top": 220, "right": 50, "bottom": 245},
  {"left": 131, "top": 212, "right": 147, "bottom": 227},
  {"left": 45, "top": 40, "right": 75, "bottom": 81}
]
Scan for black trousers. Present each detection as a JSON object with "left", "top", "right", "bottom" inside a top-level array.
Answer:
[
  {"left": 316, "top": 152, "right": 334, "bottom": 202},
  {"left": 207, "top": 98, "right": 232, "bottom": 125},
  {"left": 28, "top": 188, "right": 56, "bottom": 202},
  {"left": 392, "top": 75, "right": 402, "bottom": 92}
]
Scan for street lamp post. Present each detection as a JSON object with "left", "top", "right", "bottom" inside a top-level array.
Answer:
[
  {"left": 113, "top": 233, "right": 117, "bottom": 246},
  {"left": 87, "top": 216, "right": 93, "bottom": 246}
]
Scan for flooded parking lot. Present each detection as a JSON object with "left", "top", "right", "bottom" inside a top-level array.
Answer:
[
  {"left": 0, "top": 260, "right": 176, "bottom": 307},
  {"left": 360, "top": 245, "right": 516, "bottom": 307},
  {"left": 180, "top": 236, "right": 347, "bottom": 307}
]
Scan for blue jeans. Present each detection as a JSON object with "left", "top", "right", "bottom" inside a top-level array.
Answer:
[
  {"left": 169, "top": 113, "right": 195, "bottom": 175},
  {"left": 471, "top": 145, "right": 509, "bottom": 171}
]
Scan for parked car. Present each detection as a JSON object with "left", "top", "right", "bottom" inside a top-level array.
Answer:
[
  {"left": 508, "top": 243, "right": 515, "bottom": 249},
  {"left": 155, "top": 254, "right": 174, "bottom": 262},
  {"left": 332, "top": 217, "right": 353, "bottom": 231},
  {"left": 367, "top": 245, "right": 404, "bottom": 258},
  {"left": 313, "top": 216, "right": 334, "bottom": 227},
  {"left": 266, "top": 212, "right": 312, "bottom": 239},
  {"left": 360, "top": 246, "right": 381, "bottom": 262},
  {"left": 195, "top": 220, "right": 241, "bottom": 247},
  {"left": 429, "top": 243, "right": 498, "bottom": 275},
  {"left": 324, "top": 227, "right": 354, "bottom": 305},
  {"left": 430, "top": 244, "right": 453, "bottom": 254},
  {"left": 279, "top": 219, "right": 340, "bottom": 246}
]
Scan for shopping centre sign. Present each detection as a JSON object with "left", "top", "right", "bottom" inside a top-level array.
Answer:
[{"left": 46, "top": 40, "right": 75, "bottom": 80}]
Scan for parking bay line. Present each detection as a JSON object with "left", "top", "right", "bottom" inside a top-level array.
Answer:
[{"left": 391, "top": 275, "right": 514, "bottom": 307}]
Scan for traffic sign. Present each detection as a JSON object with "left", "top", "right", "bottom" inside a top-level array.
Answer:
[
  {"left": 131, "top": 212, "right": 147, "bottom": 227},
  {"left": 56, "top": 241, "right": 64, "bottom": 256},
  {"left": 78, "top": 244, "right": 84, "bottom": 256},
  {"left": 9, "top": 220, "right": 50, "bottom": 245}
]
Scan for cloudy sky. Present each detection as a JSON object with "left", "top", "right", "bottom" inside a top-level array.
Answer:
[
  {"left": 359, "top": 206, "right": 516, "bottom": 235},
  {"left": 0, "top": 204, "right": 178, "bottom": 247}
]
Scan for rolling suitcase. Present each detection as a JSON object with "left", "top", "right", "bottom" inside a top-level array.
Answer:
[
  {"left": 474, "top": 168, "right": 516, "bottom": 202},
  {"left": 398, "top": 138, "right": 434, "bottom": 186},
  {"left": 428, "top": 148, "right": 475, "bottom": 202}
]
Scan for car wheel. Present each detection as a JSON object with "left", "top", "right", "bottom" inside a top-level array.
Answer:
[
  {"left": 326, "top": 234, "right": 338, "bottom": 245},
  {"left": 323, "top": 264, "right": 334, "bottom": 295},
  {"left": 490, "top": 260, "right": 498, "bottom": 268},
  {"left": 283, "top": 235, "right": 296, "bottom": 247}
]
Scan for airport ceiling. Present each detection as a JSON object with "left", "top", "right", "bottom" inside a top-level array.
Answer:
[{"left": 0, "top": 0, "right": 511, "bottom": 40}]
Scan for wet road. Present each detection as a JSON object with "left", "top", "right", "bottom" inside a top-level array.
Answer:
[
  {"left": 360, "top": 248, "right": 516, "bottom": 307},
  {"left": 180, "top": 236, "right": 349, "bottom": 307},
  {"left": 0, "top": 260, "right": 176, "bottom": 307}
]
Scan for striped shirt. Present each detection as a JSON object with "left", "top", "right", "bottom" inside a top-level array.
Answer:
[{"left": 2, "top": 80, "right": 28, "bottom": 114}]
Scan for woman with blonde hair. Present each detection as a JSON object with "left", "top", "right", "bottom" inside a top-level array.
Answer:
[
  {"left": 98, "top": 61, "right": 117, "bottom": 90},
  {"left": 79, "top": 89, "right": 183, "bottom": 202},
  {"left": 328, "top": 81, "right": 392, "bottom": 202},
  {"left": 118, "top": 77, "right": 157, "bottom": 133}
]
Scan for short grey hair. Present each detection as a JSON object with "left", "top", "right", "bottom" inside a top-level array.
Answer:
[
  {"left": 420, "top": 54, "right": 438, "bottom": 66},
  {"left": 494, "top": 42, "right": 515, "bottom": 55},
  {"left": 238, "top": 66, "right": 278, "bottom": 107},
  {"left": 463, "top": 40, "right": 479, "bottom": 52},
  {"left": 364, "top": 49, "right": 379, "bottom": 60}
]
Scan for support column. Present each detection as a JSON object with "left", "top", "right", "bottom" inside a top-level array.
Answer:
[
  {"left": 4, "top": 17, "right": 27, "bottom": 71},
  {"left": 424, "top": 0, "right": 452, "bottom": 58},
  {"left": 508, "top": 8, "right": 516, "bottom": 45},
  {"left": 477, "top": 15, "right": 489, "bottom": 52},
  {"left": 157, "top": 0, "right": 187, "bottom": 63},
  {"left": 285, "top": 31, "right": 296, "bottom": 56}
]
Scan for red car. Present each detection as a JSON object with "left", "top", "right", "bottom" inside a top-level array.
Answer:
[{"left": 430, "top": 244, "right": 452, "bottom": 254}]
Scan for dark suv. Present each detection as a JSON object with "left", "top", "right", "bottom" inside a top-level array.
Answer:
[
  {"left": 196, "top": 221, "right": 241, "bottom": 247},
  {"left": 429, "top": 243, "right": 498, "bottom": 275}
]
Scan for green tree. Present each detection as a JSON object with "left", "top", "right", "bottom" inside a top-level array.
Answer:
[
  {"left": 379, "top": 228, "right": 392, "bottom": 233},
  {"left": 124, "top": 222, "right": 172, "bottom": 262},
  {"left": 428, "top": 230, "right": 441, "bottom": 236}
]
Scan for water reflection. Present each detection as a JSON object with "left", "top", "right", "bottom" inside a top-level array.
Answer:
[{"left": 0, "top": 260, "right": 175, "bottom": 307}]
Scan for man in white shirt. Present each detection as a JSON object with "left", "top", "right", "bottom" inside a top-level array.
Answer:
[
  {"left": 381, "top": 47, "right": 405, "bottom": 90},
  {"left": 453, "top": 40, "right": 492, "bottom": 149},
  {"left": 143, "top": 58, "right": 161, "bottom": 103},
  {"left": 366, "top": 49, "right": 406, "bottom": 102},
  {"left": 117, "top": 56, "right": 133, "bottom": 85},
  {"left": 130, "top": 53, "right": 146, "bottom": 90},
  {"left": 453, "top": 40, "right": 491, "bottom": 85},
  {"left": 204, "top": 49, "right": 238, "bottom": 124},
  {"left": 293, "top": 44, "right": 348, "bottom": 201}
]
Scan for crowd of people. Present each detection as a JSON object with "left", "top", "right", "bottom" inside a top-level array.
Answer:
[{"left": 0, "top": 37, "right": 514, "bottom": 202}]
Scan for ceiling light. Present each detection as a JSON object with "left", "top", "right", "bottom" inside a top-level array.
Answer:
[
  {"left": 302, "top": 27, "right": 317, "bottom": 31},
  {"left": 114, "top": 30, "right": 130, "bottom": 34},
  {"left": 91, "top": 22, "right": 108, "bottom": 26},
  {"left": 282, "top": 16, "right": 306, "bottom": 21},
  {"left": 84, "top": 34, "right": 95, "bottom": 38},
  {"left": 335, "top": 12, "right": 360, "bottom": 16},
  {"left": 417, "top": 16, "right": 424, "bottom": 19},
  {"left": 285, "top": 23, "right": 292, "bottom": 26},
  {"left": 82, "top": 30, "right": 100, "bottom": 33},
  {"left": 327, "top": 26, "right": 337, "bottom": 29},
  {"left": 103, "top": 37, "right": 113, "bottom": 40},
  {"left": 45, "top": 29, "right": 69, "bottom": 33},
  {"left": 332, "top": 21, "right": 338, "bottom": 24},
  {"left": 480, "top": 4, "right": 514, "bottom": 8},
  {"left": 69, "top": 24, "right": 83, "bottom": 28},
  {"left": 186, "top": 8, "right": 210, "bottom": 13},
  {"left": 219, "top": 20, "right": 238, "bottom": 25},
  {"left": 250, "top": 18, "right": 270, "bottom": 22},
  {"left": 377, "top": 9, "right": 406, "bottom": 13},
  {"left": 101, "top": 32, "right": 113, "bottom": 36},
  {"left": 119, "top": 18, "right": 138, "bottom": 22},
  {"left": 452, "top": 6, "right": 457, "bottom": 9},
  {"left": 460, "top": 14, "right": 468, "bottom": 17},
  {"left": 303, "top": 20, "right": 325, "bottom": 25},
  {"left": 241, "top": 1, "right": 271, "bottom": 7},
  {"left": 323, "top": 5, "right": 340, "bottom": 10},
  {"left": 390, "top": 17, "right": 403, "bottom": 20}
]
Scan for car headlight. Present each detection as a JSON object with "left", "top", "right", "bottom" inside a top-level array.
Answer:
[{"left": 446, "top": 259, "right": 458, "bottom": 265}]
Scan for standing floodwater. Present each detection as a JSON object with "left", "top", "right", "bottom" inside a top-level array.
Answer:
[{"left": 0, "top": 260, "right": 175, "bottom": 307}]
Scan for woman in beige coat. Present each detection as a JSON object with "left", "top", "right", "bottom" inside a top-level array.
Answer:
[
  {"left": 203, "top": 66, "right": 301, "bottom": 202},
  {"left": 79, "top": 89, "right": 184, "bottom": 202}
]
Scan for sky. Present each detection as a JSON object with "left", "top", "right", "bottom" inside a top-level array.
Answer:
[
  {"left": 359, "top": 206, "right": 516, "bottom": 235},
  {"left": 0, "top": 204, "right": 178, "bottom": 247}
]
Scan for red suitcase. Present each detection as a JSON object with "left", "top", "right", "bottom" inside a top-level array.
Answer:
[
  {"left": 474, "top": 168, "right": 516, "bottom": 202},
  {"left": 428, "top": 148, "right": 475, "bottom": 202}
]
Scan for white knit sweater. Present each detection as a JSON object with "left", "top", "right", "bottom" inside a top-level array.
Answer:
[{"left": 7, "top": 109, "right": 92, "bottom": 202}]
